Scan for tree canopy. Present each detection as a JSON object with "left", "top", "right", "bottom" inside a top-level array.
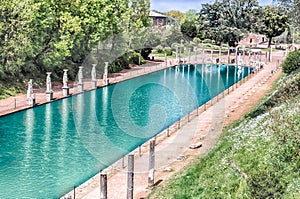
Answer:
[
  {"left": 0, "top": 0, "right": 150, "bottom": 86},
  {"left": 257, "top": 6, "right": 289, "bottom": 47},
  {"left": 199, "top": 0, "right": 260, "bottom": 46}
]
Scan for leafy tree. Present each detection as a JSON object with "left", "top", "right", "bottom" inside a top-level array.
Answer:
[
  {"left": 165, "top": 10, "right": 184, "bottom": 22},
  {"left": 180, "top": 9, "right": 199, "bottom": 39},
  {"left": 0, "top": 0, "right": 152, "bottom": 87},
  {"left": 274, "top": 0, "right": 300, "bottom": 43},
  {"left": 200, "top": 0, "right": 261, "bottom": 46},
  {"left": 183, "top": 9, "right": 198, "bottom": 22},
  {"left": 258, "top": 6, "right": 289, "bottom": 47},
  {"left": 0, "top": 0, "right": 36, "bottom": 81},
  {"left": 181, "top": 20, "right": 197, "bottom": 38}
]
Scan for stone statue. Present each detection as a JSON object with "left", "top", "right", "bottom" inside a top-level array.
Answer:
[
  {"left": 103, "top": 62, "right": 109, "bottom": 85},
  {"left": 78, "top": 66, "right": 83, "bottom": 84},
  {"left": 91, "top": 64, "right": 96, "bottom": 81},
  {"left": 63, "top": 69, "right": 68, "bottom": 88},
  {"left": 27, "top": 79, "right": 33, "bottom": 102},
  {"left": 46, "top": 72, "right": 52, "bottom": 92}
]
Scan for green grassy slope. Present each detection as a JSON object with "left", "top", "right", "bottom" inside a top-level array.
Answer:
[{"left": 149, "top": 72, "right": 300, "bottom": 199}]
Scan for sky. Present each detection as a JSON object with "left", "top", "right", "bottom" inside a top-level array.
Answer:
[{"left": 150, "top": 0, "right": 274, "bottom": 13}]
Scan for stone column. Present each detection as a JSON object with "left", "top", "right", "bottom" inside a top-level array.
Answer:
[
  {"left": 78, "top": 66, "right": 84, "bottom": 92},
  {"left": 62, "top": 69, "right": 70, "bottom": 96},
  {"left": 46, "top": 72, "right": 53, "bottom": 101},
  {"left": 91, "top": 64, "right": 97, "bottom": 89}
]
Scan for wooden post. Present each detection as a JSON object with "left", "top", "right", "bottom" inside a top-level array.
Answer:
[
  {"left": 148, "top": 139, "right": 155, "bottom": 187},
  {"left": 14, "top": 98, "right": 16, "bottom": 109},
  {"left": 127, "top": 154, "right": 134, "bottom": 199},
  {"left": 100, "top": 172, "right": 107, "bottom": 199},
  {"left": 178, "top": 119, "right": 180, "bottom": 129},
  {"left": 73, "top": 186, "right": 76, "bottom": 199},
  {"left": 167, "top": 126, "right": 170, "bottom": 137},
  {"left": 139, "top": 146, "right": 142, "bottom": 157},
  {"left": 188, "top": 113, "right": 190, "bottom": 122},
  {"left": 122, "top": 156, "right": 125, "bottom": 168}
]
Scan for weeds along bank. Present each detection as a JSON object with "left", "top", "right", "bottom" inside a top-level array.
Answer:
[{"left": 149, "top": 71, "right": 300, "bottom": 198}]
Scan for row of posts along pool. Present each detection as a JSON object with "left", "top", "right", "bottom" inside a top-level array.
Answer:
[{"left": 0, "top": 64, "right": 253, "bottom": 198}]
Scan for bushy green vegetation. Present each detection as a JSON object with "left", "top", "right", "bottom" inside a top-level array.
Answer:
[
  {"left": 281, "top": 50, "right": 300, "bottom": 74},
  {"left": 0, "top": 84, "right": 23, "bottom": 100},
  {"left": 149, "top": 72, "right": 300, "bottom": 199},
  {"left": 129, "top": 51, "right": 146, "bottom": 65},
  {"left": 0, "top": 0, "right": 150, "bottom": 86}
]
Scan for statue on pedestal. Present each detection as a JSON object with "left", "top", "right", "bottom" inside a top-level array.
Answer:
[
  {"left": 91, "top": 64, "right": 96, "bottom": 82},
  {"left": 103, "top": 62, "right": 109, "bottom": 85},
  {"left": 46, "top": 72, "right": 52, "bottom": 93},
  {"left": 62, "top": 69, "right": 70, "bottom": 96},
  {"left": 46, "top": 72, "right": 53, "bottom": 101},
  {"left": 63, "top": 69, "right": 68, "bottom": 88},
  {"left": 78, "top": 66, "right": 84, "bottom": 92},
  {"left": 26, "top": 79, "right": 34, "bottom": 105}
]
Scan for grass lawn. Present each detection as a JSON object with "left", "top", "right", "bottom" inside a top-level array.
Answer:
[{"left": 149, "top": 72, "right": 300, "bottom": 199}]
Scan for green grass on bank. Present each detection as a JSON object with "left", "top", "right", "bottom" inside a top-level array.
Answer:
[{"left": 149, "top": 72, "right": 300, "bottom": 199}]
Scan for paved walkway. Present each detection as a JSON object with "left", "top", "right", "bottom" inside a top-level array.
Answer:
[
  {"left": 63, "top": 52, "right": 283, "bottom": 199},
  {"left": 0, "top": 61, "right": 166, "bottom": 116}
]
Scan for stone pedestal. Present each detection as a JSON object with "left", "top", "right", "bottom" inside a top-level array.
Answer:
[
  {"left": 62, "top": 87, "right": 70, "bottom": 96},
  {"left": 27, "top": 97, "right": 36, "bottom": 106},
  {"left": 92, "top": 80, "right": 97, "bottom": 89},
  {"left": 78, "top": 83, "right": 84, "bottom": 92},
  {"left": 46, "top": 91, "right": 53, "bottom": 101},
  {"left": 32, "top": 98, "right": 36, "bottom": 107}
]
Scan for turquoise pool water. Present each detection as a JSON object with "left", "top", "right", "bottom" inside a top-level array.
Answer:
[{"left": 0, "top": 64, "right": 251, "bottom": 198}]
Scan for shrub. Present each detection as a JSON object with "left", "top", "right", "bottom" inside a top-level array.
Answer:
[
  {"left": 164, "top": 47, "right": 172, "bottom": 56},
  {"left": 155, "top": 45, "right": 164, "bottom": 53},
  {"left": 140, "top": 48, "right": 152, "bottom": 60},
  {"left": 281, "top": 50, "right": 300, "bottom": 74},
  {"left": 109, "top": 54, "right": 130, "bottom": 73},
  {"left": 129, "top": 51, "right": 145, "bottom": 65},
  {"left": 248, "top": 163, "right": 287, "bottom": 199}
]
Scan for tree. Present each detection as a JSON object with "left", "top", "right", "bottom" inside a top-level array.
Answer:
[
  {"left": 0, "top": 0, "right": 152, "bottom": 86},
  {"left": 274, "top": 0, "right": 300, "bottom": 43},
  {"left": 180, "top": 9, "right": 199, "bottom": 39},
  {"left": 258, "top": 6, "right": 289, "bottom": 47},
  {"left": 199, "top": 0, "right": 261, "bottom": 46},
  {"left": 183, "top": 9, "right": 198, "bottom": 22},
  {"left": 0, "top": 0, "right": 36, "bottom": 81},
  {"left": 181, "top": 20, "right": 197, "bottom": 38},
  {"left": 165, "top": 10, "right": 184, "bottom": 22}
]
